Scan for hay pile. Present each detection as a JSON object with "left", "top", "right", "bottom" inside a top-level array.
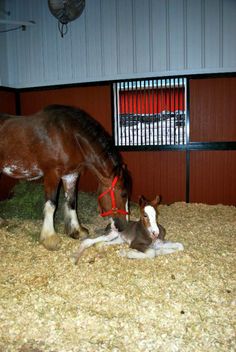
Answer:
[{"left": 0, "top": 182, "right": 235, "bottom": 352}]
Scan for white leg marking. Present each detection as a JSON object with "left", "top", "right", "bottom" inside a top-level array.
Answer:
[
  {"left": 40, "top": 201, "right": 56, "bottom": 241},
  {"left": 152, "top": 240, "right": 184, "bottom": 255},
  {"left": 64, "top": 203, "right": 80, "bottom": 231},
  {"left": 101, "top": 236, "right": 125, "bottom": 246}
]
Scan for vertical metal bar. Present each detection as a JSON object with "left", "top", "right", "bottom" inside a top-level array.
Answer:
[
  {"left": 136, "top": 80, "right": 139, "bottom": 145},
  {"left": 168, "top": 78, "right": 171, "bottom": 145},
  {"left": 151, "top": 79, "right": 154, "bottom": 145},
  {"left": 143, "top": 80, "right": 146, "bottom": 145},
  {"left": 185, "top": 77, "right": 190, "bottom": 146},
  {"left": 124, "top": 81, "right": 128, "bottom": 146},
  {"left": 173, "top": 78, "right": 176, "bottom": 145},
  {"left": 131, "top": 80, "right": 135, "bottom": 146},
  {"left": 140, "top": 80, "right": 143, "bottom": 146},
  {"left": 160, "top": 79, "right": 163, "bottom": 145},
  {"left": 177, "top": 77, "right": 180, "bottom": 143},
  {"left": 114, "top": 83, "right": 118, "bottom": 146},
  {"left": 127, "top": 81, "right": 131, "bottom": 146},
  {"left": 156, "top": 79, "right": 159, "bottom": 145},
  {"left": 186, "top": 77, "right": 190, "bottom": 202},
  {"left": 165, "top": 79, "right": 167, "bottom": 145},
  {"left": 113, "top": 82, "right": 119, "bottom": 146},
  {"left": 148, "top": 80, "right": 151, "bottom": 145}
]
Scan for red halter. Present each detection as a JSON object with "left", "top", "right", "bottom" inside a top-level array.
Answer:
[{"left": 98, "top": 176, "right": 129, "bottom": 217}]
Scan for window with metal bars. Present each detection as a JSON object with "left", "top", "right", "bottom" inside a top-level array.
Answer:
[{"left": 113, "top": 77, "right": 187, "bottom": 148}]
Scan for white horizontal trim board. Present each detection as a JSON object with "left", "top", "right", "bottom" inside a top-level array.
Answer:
[{"left": 0, "top": 0, "right": 235, "bottom": 88}]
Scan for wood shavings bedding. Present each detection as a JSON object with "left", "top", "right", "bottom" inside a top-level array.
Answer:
[{"left": 0, "top": 183, "right": 235, "bottom": 352}]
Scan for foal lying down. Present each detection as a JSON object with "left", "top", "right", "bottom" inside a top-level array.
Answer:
[{"left": 73, "top": 195, "right": 184, "bottom": 263}]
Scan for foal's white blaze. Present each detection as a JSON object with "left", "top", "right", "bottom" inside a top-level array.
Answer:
[{"left": 144, "top": 205, "right": 159, "bottom": 236}]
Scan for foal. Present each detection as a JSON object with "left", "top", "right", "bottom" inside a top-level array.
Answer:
[{"left": 73, "top": 195, "right": 168, "bottom": 263}]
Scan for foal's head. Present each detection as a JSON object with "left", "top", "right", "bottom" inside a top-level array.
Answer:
[{"left": 139, "top": 195, "right": 160, "bottom": 240}]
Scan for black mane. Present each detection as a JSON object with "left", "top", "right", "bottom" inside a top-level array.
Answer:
[{"left": 43, "top": 105, "right": 132, "bottom": 192}]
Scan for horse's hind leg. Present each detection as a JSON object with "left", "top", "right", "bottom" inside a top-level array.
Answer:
[
  {"left": 62, "top": 174, "right": 88, "bottom": 239},
  {"left": 40, "top": 172, "right": 61, "bottom": 251}
]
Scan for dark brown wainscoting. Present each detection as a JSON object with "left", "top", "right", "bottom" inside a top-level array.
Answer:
[
  {"left": 190, "top": 150, "right": 236, "bottom": 205},
  {"left": 122, "top": 150, "right": 186, "bottom": 204},
  {"left": 190, "top": 77, "right": 236, "bottom": 142}
]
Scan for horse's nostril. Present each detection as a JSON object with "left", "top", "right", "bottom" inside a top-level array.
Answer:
[{"left": 152, "top": 232, "right": 159, "bottom": 239}]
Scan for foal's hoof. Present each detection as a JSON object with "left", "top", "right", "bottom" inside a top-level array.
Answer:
[{"left": 41, "top": 235, "right": 62, "bottom": 251}]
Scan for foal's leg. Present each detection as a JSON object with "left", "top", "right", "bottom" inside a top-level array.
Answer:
[
  {"left": 73, "top": 230, "right": 121, "bottom": 264},
  {"left": 40, "top": 172, "right": 61, "bottom": 251},
  {"left": 119, "top": 248, "right": 156, "bottom": 259},
  {"left": 153, "top": 241, "right": 184, "bottom": 255},
  {"left": 62, "top": 174, "right": 88, "bottom": 239}
]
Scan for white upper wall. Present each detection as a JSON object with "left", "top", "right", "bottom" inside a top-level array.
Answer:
[{"left": 0, "top": 0, "right": 236, "bottom": 88}]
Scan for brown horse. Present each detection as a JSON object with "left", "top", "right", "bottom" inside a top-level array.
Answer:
[{"left": 0, "top": 105, "right": 131, "bottom": 250}]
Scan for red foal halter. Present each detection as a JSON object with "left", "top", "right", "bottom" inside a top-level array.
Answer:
[{"left": 98, "top": 176, "right": 129, "bottom": 217}]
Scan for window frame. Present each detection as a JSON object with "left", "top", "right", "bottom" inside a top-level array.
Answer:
[{"left": 113, "top": 76, "right": 188, "bottom": 151}]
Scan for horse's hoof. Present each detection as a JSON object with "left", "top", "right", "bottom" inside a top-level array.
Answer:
[
  {"left": 69, "top": 230, "right": 81, "bottom": 240},
  {"left": 80, "top": 226, "right": 89, "bottom": 238},
  {"left": 67, "top": 226, "right": 89, "bottom": 240},
  {"left": 41, "top": 235, "right": 62, "bottom": 251}
]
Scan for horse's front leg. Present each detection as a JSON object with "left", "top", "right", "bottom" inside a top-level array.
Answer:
[
  {"left": 40, "top": 172, "right": 61, "bottom": 251},
  {"left": 62, "top": 174, "right": 88, "bottom": 240}
]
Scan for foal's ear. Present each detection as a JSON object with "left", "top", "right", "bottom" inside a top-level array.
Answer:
[
  {"left": 138, "top": 195, "right": 147, "bottom": 207},
  {"left": 150, "top": 195, "right": 161, "bottom": 208}
]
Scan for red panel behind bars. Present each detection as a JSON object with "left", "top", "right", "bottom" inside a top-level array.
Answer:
[{"left": 119, "top": 88, "right": 185, "bottom": 114}]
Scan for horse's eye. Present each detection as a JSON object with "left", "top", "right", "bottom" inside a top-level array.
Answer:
[{"left": 144, "top": 213, "right": 148, "bottom": 218}]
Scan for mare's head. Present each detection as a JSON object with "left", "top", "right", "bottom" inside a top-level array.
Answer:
[
  {"left": 97, "top": 165, "right": 132, "bottom": 219},
  {"left": 139, "top": 195, "right": 161, "bottom": 240}
]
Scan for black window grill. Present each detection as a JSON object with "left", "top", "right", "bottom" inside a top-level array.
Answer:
[{"left": 113, "top": 77, "right": 187, "bottom": 147}]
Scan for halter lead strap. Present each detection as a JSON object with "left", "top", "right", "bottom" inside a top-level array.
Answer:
[{"left": 98, "top": 176, "right": 129, "bottom": 217}]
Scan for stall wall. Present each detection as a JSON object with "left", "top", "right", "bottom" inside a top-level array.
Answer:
[
  {"left": 2, "top": 0, "right": 236, "bottom": 88},
  {"left": 189, "top": 77, "right": 236, "bottom": 204},
  {"left": 0, "top": 76, "right": 235, "bottom": 205},
  {"left": 190, "top": 77, "right": 236, "bottom": 142}
]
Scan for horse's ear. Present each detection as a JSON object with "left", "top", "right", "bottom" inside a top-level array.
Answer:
[
  {"left": 139, "top": 195, "right": 147, "bottom": 207},
  {"left": 151, "top": 195, "right": 161, "bottom": 208},
  {"left": 120, "top": 163, "right": 128, "bottom": 176}
]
